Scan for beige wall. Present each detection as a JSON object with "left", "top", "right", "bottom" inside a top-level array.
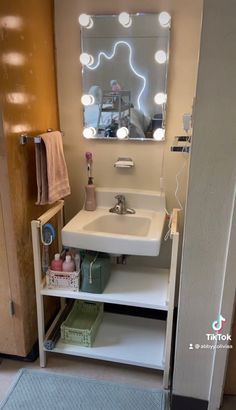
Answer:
[{"left": 55, "top": 0, "right": 203, "bottom": 266}]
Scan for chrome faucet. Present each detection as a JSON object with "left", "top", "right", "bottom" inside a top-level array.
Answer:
[{"left": 109, "top": 194, "right": 135, "bottom": 215}]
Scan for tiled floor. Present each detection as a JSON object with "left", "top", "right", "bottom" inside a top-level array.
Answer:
[
  {"left": 222, "top": 395, "right": 236, "bottom": 410},
  {"left": 0, "top": 354, "right": 163, "bottom": 404},
  {"left": 1, "top": 356, "right": 235, "bottom": 409}
]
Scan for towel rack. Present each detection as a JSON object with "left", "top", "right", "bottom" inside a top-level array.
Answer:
[{"left": 20, "top": 129, "right": 63, "bottom": 145}]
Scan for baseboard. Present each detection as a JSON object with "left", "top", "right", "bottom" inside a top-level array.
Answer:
[{"left": 171, "top": 394, "right": 208, "bottom": 410}]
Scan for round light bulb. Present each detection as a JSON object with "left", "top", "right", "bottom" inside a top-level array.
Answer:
[
  {"left": 78, "top": 14, "right": 93, "bottom": 29},
  {"left": 118, "top": 12, "right": 132, "bottom": 28},
  {"left": 158, "top": 12, "right": 171, "bottom": 27},
  {"left": 153, "top": 128, "right": 165, "bottom": 141},
  {"left": 83, "top": 127, "right": 96, "bottom": 139},
  {"left": 116, "top": 127, "right": 129, "bottom": 139},
  {"left": 154, "top": 50, "right": 167, "bottom": 64},
  {"left": 154, "top": 92, "right": 167, "bottom": 105},
  {"left": 79, "top": 53, "right": 94, "bottom": 66},
  {"left": 81, "top": 94, "right": 95, "bottom": 106}
]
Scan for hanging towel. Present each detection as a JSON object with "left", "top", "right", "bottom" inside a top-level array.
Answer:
[{"left": 35, "top": 131, "right": 71, "bottom": 205}]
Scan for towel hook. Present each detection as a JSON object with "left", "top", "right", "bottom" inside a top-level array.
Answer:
[{"left": 39, "top": 223, "right": 56, "bottom": 246}]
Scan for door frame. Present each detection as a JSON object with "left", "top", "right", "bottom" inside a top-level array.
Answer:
[{"left": 208, "top": 188, "right": 236, "bottom": 409}]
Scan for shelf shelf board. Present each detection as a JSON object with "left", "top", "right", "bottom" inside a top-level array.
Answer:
[
  {"left": 44, "top": 312, "right": 166, "bottom": 370},
  {"left": 101, "top": 104, "right": 130, "bottom": 112},
  {"left": 41, "top": 266, "right": 169, "bottom": 311}
]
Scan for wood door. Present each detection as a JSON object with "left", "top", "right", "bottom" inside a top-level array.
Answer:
[
  {"left": 0, "top": 109, "right": 17, "bottom": 354},
  {"left": 0, "top": 194, "right": 16, "bottom": 354}
]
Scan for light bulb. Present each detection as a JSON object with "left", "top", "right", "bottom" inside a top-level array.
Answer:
[
  {"left": 79, "top": 53, "right": 94, "bottom": 66},
  {"left": 78, "top": 14, "right": 93, "bottom": 29},
  {"left": 116, "top": 127, "right": 129, "bottom": 139},
  {"left": 83, "top": 127, "right": 96, "bottom": 139},
  {"left": 154, "top": 92, "right": 167, "bottom": 105},
  {"left": 158, "top": 12, "right": 171, "bottom": 27},
  {"left": 118, "top": 12, "right": 132, "bottom": 28},
  {"left": 81, "top": 94, "right": 95, "bottom": 106},
  {"left": 153, "top": 128, "right": 165, "bottom": 141},
  {"left": 154, "top": 50, "right": 167, "bottom": 64}
]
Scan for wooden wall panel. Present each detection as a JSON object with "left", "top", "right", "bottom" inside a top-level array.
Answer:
[
  {"left": 0, "top": 195, "right": 16, "bottom": 354},
  {"left": 0, "top": 0, "right": 60, "bottom": 355}
]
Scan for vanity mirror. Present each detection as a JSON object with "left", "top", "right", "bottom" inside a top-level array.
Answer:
[{"left": 79, "top": 12, "right": 171, "bottom": 141}]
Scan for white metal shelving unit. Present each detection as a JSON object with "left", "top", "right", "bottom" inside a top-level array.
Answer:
[{"left": 32, "top": 201, "right": 179, "bottom": 389}]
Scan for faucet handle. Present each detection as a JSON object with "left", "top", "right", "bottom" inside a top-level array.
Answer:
[{"left": 115, "top": 194, "right": 125, "bottom": 203}]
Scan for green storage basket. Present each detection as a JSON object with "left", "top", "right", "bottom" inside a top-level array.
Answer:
[
  {"left": 61, "top": 300, "right": 103, "bottom": 347},
  {"left": 80, "top": 252, "right": 111, "bottom": 294}
]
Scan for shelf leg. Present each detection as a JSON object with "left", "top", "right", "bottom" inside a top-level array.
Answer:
[
  {"left": 57, "top": 206, "right": 66, "bottom": 310},
  {"left": 163, "top": 230, "right": 179, "bottom": 389},
  {"left": 31, "top": 220, "right": 47, "bottom": 368}
]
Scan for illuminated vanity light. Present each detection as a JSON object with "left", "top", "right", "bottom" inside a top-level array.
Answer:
[
  {"left": 2, "top": 52, "right": 25, "bottom": 66},
  {"left": 153, "top": 128, "right": 165, "bottom": 141},
  {"left": 154, "top": 50, "right": 167, "bottom": 64},
  {"left": 158, "top": 12, "right": 171, "bottom": 28},
  {"left": 116, "top": 127, "right": 129, "bottom": 139},
  {"left": 83, "top": 127, "right": 96, "bottom": 139},
  {"left": 154, "top": 92, "right": 167, "bottom": 105},
  {"left": 79, "top": 53, "right": 94, "bottom": 66},
  {"left": 81, "top": 94, "right": 95, "bottom": 106},
  {"left": 118, "top": 12, "right": 132, "bottom": 28},
  {"left": 86, "top": 41, "right": 146, "bottom": 111},
  {"left": 78, "top": 14, "right": 94, "bottom": 29}
]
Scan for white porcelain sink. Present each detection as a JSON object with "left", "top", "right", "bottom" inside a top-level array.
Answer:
[
  {"left": 62, "top": 188, "right": 166, "bottom": 256},
  {"left": 84, "top": 214, "right": 151, "bottom": 236}
]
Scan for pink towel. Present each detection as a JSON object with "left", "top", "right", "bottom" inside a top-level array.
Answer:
[{"left": 35, "top": 131, "right": 71, "bottom": 205}]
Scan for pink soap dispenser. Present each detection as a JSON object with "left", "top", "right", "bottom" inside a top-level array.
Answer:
[
  {"left": 62, "top": 255, "right": 75, "bottom": 272},
  {"left": 84, "top": 152, "right": 96, "bottom": 211},
  {"left": 51, "top": 253, "right": 63, "bottom": 271},
  {"left": 85, "top": 177, "right": 96, "bottom": 211}
]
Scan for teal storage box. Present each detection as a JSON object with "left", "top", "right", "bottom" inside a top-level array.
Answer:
[{"left": 81, "top": 253, "right": 111, "bottom": 293}]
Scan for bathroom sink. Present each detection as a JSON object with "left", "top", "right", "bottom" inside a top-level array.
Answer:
[
  {"left": 62, "top": 188, "right": 166, "bottom": 256},
  {"left": 84, "top": 214, "right": 151, "bottom": 236}
]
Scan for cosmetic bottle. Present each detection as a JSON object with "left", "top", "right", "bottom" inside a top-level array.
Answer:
[
  {"left": 74, "top": 253, "right": 81, "bottom": 272},
  {"left": 51, "top": 253, "right": 63, "bottom": 271},
  {"left": 85, "top": 177, "right": 96, "bottom": 211},
  {"left": 62, "top": 255, "right": 75, "bottom": 272}
]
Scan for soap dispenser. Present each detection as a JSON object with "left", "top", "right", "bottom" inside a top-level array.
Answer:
[{"left": 85, "top": 177, "right": 96, "bottom": 211}]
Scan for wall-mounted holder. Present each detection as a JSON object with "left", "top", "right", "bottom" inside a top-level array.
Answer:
[
  {"left": 171, "top": 135, "right": 191, "bottom": 153},
  {"left": 171, "top": 146, "right": 191, "bottom": 153},
  {"left": 114, "top": 157, "right": 134, "bottom": 168},
  {"left": 19, "top": 129, "right": 63, "bottom": 145}
]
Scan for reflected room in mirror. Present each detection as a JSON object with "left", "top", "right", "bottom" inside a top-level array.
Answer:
[{"left": 79, "top": 12, "right": 171, "bottom": 141}]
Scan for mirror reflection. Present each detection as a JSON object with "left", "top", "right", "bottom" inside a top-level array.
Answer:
[{"left": 80, "top": 13, "right": 171, "bottom": 141}]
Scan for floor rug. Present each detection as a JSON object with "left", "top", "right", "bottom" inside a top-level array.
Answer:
[{"left": 0, "top": 368, "right": 166, "bottom": 410}]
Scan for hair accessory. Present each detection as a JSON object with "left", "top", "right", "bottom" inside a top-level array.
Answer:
[{"left": 85, "top": 152, "right": 93, "bottom": 181}]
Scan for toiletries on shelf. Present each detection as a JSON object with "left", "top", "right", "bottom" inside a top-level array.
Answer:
[
  {"left": 74, "top": 253, "right": 81, "bottom": 272},
  {"left": 46, "top": 248, "right": 82, "bottom": 290},
  {"left": 51, "top": 253, "right": 63, "bottom": 271},
  {"left": 62, "top": 255, "right": 75, "bottom": 272}
]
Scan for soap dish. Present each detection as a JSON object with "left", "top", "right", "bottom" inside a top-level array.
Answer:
[{"left": 114, "top": 157, "right": 134, "bottom": 168}]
